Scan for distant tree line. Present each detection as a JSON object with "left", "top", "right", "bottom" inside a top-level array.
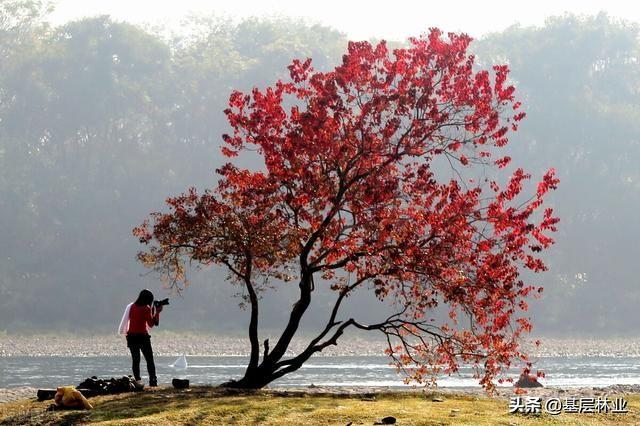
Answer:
[{"left": 0, "top": 1, "right": 638, "bottom": 334}]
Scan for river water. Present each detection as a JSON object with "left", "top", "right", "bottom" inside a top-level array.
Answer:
[{"left": 1, "top": 355, "right": 639, "bottom": 389}]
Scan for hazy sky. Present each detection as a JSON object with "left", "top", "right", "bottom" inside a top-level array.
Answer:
[{"left": 49, "top": 0, "right": 640, "bottom": 40}]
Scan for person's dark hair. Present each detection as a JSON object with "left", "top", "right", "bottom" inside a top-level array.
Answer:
[{"left": 134, "top": 289, "right": 154, "bottom": 306}]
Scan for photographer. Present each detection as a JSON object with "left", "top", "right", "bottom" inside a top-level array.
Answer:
[{"left": 118, "top": 289, "right": 164, "bottom": 387}]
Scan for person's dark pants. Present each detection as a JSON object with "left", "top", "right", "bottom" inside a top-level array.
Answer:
[{"left": 126, "top": 334, "right": 156, "bottom": 384}]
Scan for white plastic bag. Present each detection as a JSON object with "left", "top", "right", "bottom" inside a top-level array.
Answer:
[{"left": 170, "top": 354, "right": 188, "bottom": 370}]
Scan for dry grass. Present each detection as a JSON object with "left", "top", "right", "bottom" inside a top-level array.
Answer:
[{"left": 1, "top": 387, "right": 638, "bottom": 425}]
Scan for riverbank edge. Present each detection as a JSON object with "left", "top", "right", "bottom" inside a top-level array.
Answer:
[{"left": 3, "top": 384, "right": 640, "bottom": 404}]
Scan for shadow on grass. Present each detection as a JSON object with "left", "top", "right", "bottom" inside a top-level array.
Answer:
[
  {"left": 60, "top": 390, "right": 216, "bottom": 424},
  {"left": 0, "top": 387, "right": 487, "bottom": 426},
  {"left": 1, "top": 389, "right": 223, "bottom": 426},
  {"left": 14, "top": 388, "right": 354, "bottom": 425}
]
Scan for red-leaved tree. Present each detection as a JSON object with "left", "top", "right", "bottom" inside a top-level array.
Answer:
[{"left": 134, "top": 29, "right": 559, "bottom": 390}]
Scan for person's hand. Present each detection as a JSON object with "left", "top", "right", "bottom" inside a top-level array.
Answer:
[{"left": 156, "top": 304, "right": 163, "bottom": 313}]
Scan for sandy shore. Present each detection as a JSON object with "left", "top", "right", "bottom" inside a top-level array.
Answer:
[
  {"left": 3, "top": 334, "right": 640, "bottom": 358},
  {"left": 0, "top": 333, "right": 389, "bottom": 357},
  {"left": 0, "top": 387, "right": 38, "bottom": 404}
]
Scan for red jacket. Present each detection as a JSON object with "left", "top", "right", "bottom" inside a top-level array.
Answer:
[{"left": 127, "top": 304, "right": 159, "bottom": 335}]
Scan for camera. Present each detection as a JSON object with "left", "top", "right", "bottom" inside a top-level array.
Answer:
[{"left": 153, "top": 298, "right": 169, "bottom": 308}]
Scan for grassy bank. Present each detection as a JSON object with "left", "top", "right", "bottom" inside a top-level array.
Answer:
[{"left": 1, "top": 387, "right": 638, "bottom": 425}]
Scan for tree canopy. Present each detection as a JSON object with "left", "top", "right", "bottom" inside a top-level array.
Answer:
[
  {"left": 0, "top": 5, "right": 637, "bottom": 339},
  {"left": 135, "top": 29, "right": 558, "bottom": 389}
]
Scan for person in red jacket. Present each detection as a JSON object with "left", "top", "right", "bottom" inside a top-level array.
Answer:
[{"left": 123, "top": 289, "right": 162, "bottom": 386}]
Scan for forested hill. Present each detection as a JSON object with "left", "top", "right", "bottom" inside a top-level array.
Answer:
[{"left": 1, "top": 2, "right": 638, "bottom": 334}]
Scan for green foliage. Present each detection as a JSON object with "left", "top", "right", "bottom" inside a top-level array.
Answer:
[
  {"left": 0, "top": 5, "right": 346, "bottom": 330},
  {"left": 0, "top": 5, "right": 637, "bottom": 334},
  {"left": 474, "top": 13, "right": 640, "bottom": 333}
]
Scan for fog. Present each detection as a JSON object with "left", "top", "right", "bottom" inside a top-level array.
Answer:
[{"left": 1, "top": 2, "right": 639, "bottom": 336}]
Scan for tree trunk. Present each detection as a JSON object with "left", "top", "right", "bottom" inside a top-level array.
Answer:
[
  {"left": 219, "top": 365, "right": 283, "bottom": 389},
  {"left": 220, "top": 273, "right": 316, "bottom": 389}
]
